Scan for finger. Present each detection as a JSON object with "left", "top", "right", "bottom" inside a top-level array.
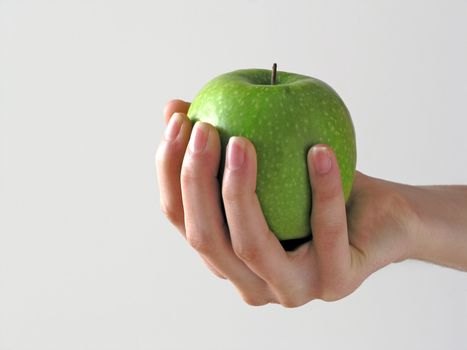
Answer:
[
  {"left": 156, "top": 113, "right": 192, "bottom": 232},
  {"left": 164, "top": 99, "right": 191, "bottom": 124},
  {"left": 222, "top": 137, "right": 303, "bottom": 303},
  {"left": 201, "top": 256, "right": 226, "bottom": 279},
  {"left": 307, "top": 145, "right": 351, "bottom": 290},
  {"left": 181, "top": 124, "right": 272, "bottom": 305}
]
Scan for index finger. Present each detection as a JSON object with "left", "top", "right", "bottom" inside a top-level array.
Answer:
[{"left": 164, "top": 99, "right": 191, "bottom": 124}]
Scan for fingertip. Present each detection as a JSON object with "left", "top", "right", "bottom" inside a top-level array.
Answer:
[
  {"left": 200, "top": 121, "right": 219, "bottom": 137},
  {"left": 225, "top": 136, "right": 257, "bottom": 173},
  {"left": 241, "top": 136, "right": 256, "bottom": 152},
  {"left": 222, "top": 136, "right": 258, "bottom": 204},
  {"left": 164, "top": 99, "right": 191, "bottom": 124},
  {"left": 189, "top": 121, "right": 220, "bottom": 157},
  {"left": 226, "top": 137, "right": 246, "bottom": 171},
  {"left": 308, "top": 144, "right": 334, "bottom": 176},
  {"left": 232, "top": 136, "right": 257, "bottom": 158}
]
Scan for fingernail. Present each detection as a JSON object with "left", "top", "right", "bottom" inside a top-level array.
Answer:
[
  {"left": 189, "top": 122, "right": 209, "bottom": 153},
  {"left": 165, "top": 113, "right": 183, "bottom": 141},
  {"left": 312, "top": 145, "right": 332, "bottom": 175},
  {"left": 227, "top": 137, "right": 245, "bottom": 170}
]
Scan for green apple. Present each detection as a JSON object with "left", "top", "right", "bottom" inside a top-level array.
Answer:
[{"left": 187, "top": 66, "right": 356, "bottom": 243}]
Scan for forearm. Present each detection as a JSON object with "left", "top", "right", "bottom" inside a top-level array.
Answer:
[{"left": 406, "top": 184, "right": 467, "bottom": 271}]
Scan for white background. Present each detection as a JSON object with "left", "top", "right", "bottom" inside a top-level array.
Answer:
[{"left": 1, "top": 0, "right": 467, "bottom": 349}]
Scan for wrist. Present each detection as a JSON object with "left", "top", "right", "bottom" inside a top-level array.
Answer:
[
  {"left": 388, "top": 182, "right": 423, "bottom": 263},
  {"left": 403, "top": 185, "right": 467, "bottom": 270},
  {"left": 360, "top": 176, "right": 423, "bottom": 265},
  {"left": 396, "top": 185, "right": 426, "bottom": 261}
]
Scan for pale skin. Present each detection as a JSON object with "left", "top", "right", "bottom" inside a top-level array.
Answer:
[{"left": 156, "top": 99, "right": 467, "bottom": 307}]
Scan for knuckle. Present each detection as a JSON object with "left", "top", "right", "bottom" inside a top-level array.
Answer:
[
  {"left": 315, "top": 229, "right": 345, "bottom": 252},
  {"left": 277, "top": 286, "right": 314, "bottom": 308},
  {"left": 318, "top": 290, "right": 344, "bottom": 302},
  {"left": 180, "top": 161, "right": 201, "bottom": 186},
  {"left": 233, "top": 242, "right": 263, "bottom": 264},
  {"left": 312, "top": 209, "right": 346, "bottom": 238},
  {"left": 155, "top": 140, "right": 183, "bottom": 167},
  {"left": 241, "top": 294, "right": 269, "bottom": 307},
  {"left": 186, "top": 229, "right": 214, "bottom": 254},
  {"left": 155, "top": 145, "right": 161, "bottom": 161},
  {"left": 316, "top": 278, "right": 349, "bottom": 302},
  {"left": 155, "top": 144, "right": 167, "bottom": 169},
  {"left": 203, "top": 262, "right": 226, "bottom": 279},
  {"left": 221, "top": 186, "right": 236, "bottom": 202},
  {"left": 314, "top": 181, "right": 342, "bottom": 205},
  {"left": 313, "top": 215, "right": 343, "bottom": 235},
  {"left": 212, "top": 271, "right": 227, "bottom": 279},
  {"left": 180, "top": 154, "right": 218, "bottom": 187},
  {"left": 280, "top": 297, "right": 309, "bottom": 308},
  {"left": 222, "top": 183, "right": 247, "bottom": 203},
  {"left": 160, "top": 203, "right": 183, "bottom": 226}
]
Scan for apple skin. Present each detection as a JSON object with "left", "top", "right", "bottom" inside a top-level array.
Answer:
[{"left": 187, "top": 69, "right": 356, "bottom": 241}]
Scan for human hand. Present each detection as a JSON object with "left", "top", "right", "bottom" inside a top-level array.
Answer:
[{"left": 156, "top": 99, "right": 420, "bottom": 307}]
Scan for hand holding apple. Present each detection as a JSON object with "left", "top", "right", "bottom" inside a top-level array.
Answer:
[{"left": 156, "top": 99, "right": 420, "bottom": 306}]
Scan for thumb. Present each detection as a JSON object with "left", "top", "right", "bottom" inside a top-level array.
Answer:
[{"left": 307, "top": 144, "right": 350, "bottom": 277}]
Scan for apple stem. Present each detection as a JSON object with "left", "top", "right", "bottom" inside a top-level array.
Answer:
[{"left": 271, "top": 63, "right": 277, "bottom": 85}]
